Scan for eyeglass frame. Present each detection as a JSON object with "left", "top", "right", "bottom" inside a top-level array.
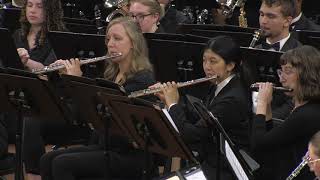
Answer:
[
  {"left": 276, "top": 68, "right": 296, "bottom": 78},
  {"left": 303, "top": 152, "right": 320, "bottom": 166},
  {"left": 128, "top": 13, "right": 153, "bottom": 21},
  {"left": 308, "top": 158, "right": 320, "bottom": 166}
]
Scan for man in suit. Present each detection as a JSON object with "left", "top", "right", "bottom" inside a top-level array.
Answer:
[
  {"left": 254, "top": 0, "right": 302, "bottom": 120},
  {"left": 291, "top": 0, "right": 320, "bottom": 32},
  {"left": 256, "top": 0, "right": 301, "bottom": 52}
]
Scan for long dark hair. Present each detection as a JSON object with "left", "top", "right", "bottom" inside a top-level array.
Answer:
[{"left": 19, "top": 0, "right": 66, "bottom": 46}]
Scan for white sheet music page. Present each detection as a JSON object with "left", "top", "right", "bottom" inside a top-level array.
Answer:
[
  {"left": 185, "top": 169, "right": 207, "bottom": 180},
  {"left": 225, "top": 140, "right": 249, "bottom": 180},
  {"left": 162, "top": 109, "right": 179, "bottom": 133}
]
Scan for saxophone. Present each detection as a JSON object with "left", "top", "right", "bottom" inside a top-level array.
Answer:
[
  {"left": 286, "top": 152, "right": 310, "bottom": 180},
  {"left": 249, "top": 29, "right": 262, "bottom": 48}
]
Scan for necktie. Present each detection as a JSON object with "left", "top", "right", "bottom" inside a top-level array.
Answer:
[{"left": 261, "top": 41, "right": 280, "bottom": 51}]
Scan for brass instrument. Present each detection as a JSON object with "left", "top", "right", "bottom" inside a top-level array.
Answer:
[
  {"left": 250, "top": 83, "right": 293, "bottom": 92},
  {"left": 286, "top": 152, "right": 310, "bottom": 180},
  {"left": 105, "top": 0, "right": 128, "bottom": 23},
  {"left": 128, "top": 76, "right": 217, "bottom": 98},
  {"left": 216, "top": 0, "right": 246, "bottom": 18},
  {"left": 32, "top": 53, "right": 122, "bottom": 74},
  {"left": 249, "top": 29, "right": 262, "bottom": 48},
  {"left": 238, "top": 3, "right": 247, "bottom": 27}
]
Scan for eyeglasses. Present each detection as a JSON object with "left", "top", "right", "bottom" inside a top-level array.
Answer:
[
  {"left": 303, "top": 153, "right": 320, "bottom": 166},
  {"left": 308, "top": 158, "right": 320, "bottom": 166},
  {"left": 276, "top": 68, "right": 296, "bottom": 78},
  {"left": 129, "top": 13, "right": 153, "bottom": 21}
]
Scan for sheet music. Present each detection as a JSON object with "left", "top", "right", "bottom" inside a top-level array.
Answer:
[
  {"left": 185, "top": 168, "right": 207, "bottom": 180},
  {"left": 225, "top": 140, "right": 249, "bottom": 180},
  {"left": 162, "top": 108, "right": 179, "bottom": 133},
  {"left": 166, "top": 176, "right": 180, "bottom": 180},
  {"left": 252, "top": 91, "right": 258, "bottom": 113}
]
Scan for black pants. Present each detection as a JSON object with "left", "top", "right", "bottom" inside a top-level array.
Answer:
[
  {"left": 40, "top": 145, "right": 148, "bottom": 180},
  {"left": 22, "top": 117, "right": 91, "bottom": 174}
]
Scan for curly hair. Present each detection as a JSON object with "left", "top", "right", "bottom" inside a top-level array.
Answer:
[
  {"left": 280, "top": 45, "right": 320, "bottom": 102},
  {"left": 19, "top": 0, "right": 66, "bottom": 46},
  {"left": 103, "top": 17, "right": 152, "bottom": 84}
]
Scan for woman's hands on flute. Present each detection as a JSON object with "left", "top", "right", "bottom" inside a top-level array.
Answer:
[
  {"left": 256, "top": 82, "right": 273, "bottom": 121},
  {"left": 50, "top": 58, "right": 82, "bottom": 77},
  {"left": 150, "top": 81, "right": 180, "bottom": 108}
]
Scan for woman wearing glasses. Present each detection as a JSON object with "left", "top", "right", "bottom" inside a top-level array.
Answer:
[
  {"left": 128, "top": 0, "right": 164, "bottom": 33},
  {"left": 252, "top": 45, "right": 320, "bottom": 180}
]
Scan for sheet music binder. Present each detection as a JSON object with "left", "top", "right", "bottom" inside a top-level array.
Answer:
[
  {"left": 60, "top": 74, "right": 126, "bottom": 134},
  {"left": 99, "top": 92, "right": 195, "bottom": 161},
  {"left": 0, "top": 68, "right": 72, "bottom": 180}
]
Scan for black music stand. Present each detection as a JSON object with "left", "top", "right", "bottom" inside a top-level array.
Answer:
[
  {"left": 189, "top": 29, "right": 253, "bottom": 47},
  {"left": 65, "top": 22, "right": 100, "bottom": 34},
  {"left": 147, "top": 39, "right": 207, "bottom": 99},
  {"left": 59, "top": 74, "right": 127, "bottom": 135},
  {"left": 240, "top": 47, "right": 283, "bottom": 85},
  {"left": 98, "top": 93, "right": 196, "bottom": 180},
  {"left": 144, "top": 32, "right": 186, "bottom": 41},
  {"left": 48, "top": 31, "right": 106, "bottom": 78},
  {"left": 0, "top": 28, "right": 24, "bottom": 69},
  {"left": 144, "top": 32, "right": 210, "bottom": 44},
  {"left": 294, "top": 29, "right": 320, "bottom": 45},
  {"left": 191, "top": 100, "right": 259, "bottom": 180},
  {"left": 307, "top": 36, "right": 320, "bottom": 49},
  {"left": 0, "top": 68, "right": 71, "bottom": 180},
  {"left": 177, "top": 24, "right": 257, "bottom": 34},
  {"left": 59, "top": 74, "right": 129, "bottom": 179}
]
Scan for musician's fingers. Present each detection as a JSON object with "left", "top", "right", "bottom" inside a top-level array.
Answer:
[
  {"left": 149, "top": 82, "right": 161, "bottom": 89},
  {"left": 51, "top": 59, "right": 64, "bottom": 66}
]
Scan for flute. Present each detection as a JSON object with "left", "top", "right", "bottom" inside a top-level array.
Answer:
[
  {"left": 128, "top": 75, "right": 218, "bottom": 98},
  {"left": 31, "top": 53, "right": 122, "bottom": 74},
  {"left": 250, "top": 83, "right": 293, "bottom": 92},
  {"left": 286, "top": 152, "right": 310, "bottom": 180}
]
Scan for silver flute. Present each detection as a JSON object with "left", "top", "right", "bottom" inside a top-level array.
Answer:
[
  {"left": 250, "top": 83, "right": 293, "bottom": 92},
  {"left": 128, "top": 75, "right": 218, "bottom": 98},
  {"left": 32, "top": 53, "right": 122, "bottom": 74},
  {"left": 286, "top": 152, "right": 310, "bottom": 180}
]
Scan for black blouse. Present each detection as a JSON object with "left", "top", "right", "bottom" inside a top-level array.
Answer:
[
  {"left": 12, "top": 29, "right": 56, "bottom": 65},
  {"left": 252, "top": 101, "right": 320, "bottom": 180}
]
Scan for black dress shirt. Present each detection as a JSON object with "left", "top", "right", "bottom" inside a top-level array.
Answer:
[{"left": 12, "top": 29, "right": 56, "bottom": 66}]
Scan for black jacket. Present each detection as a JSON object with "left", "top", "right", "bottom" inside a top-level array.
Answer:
[
  {"left": 168, "top": 76, "right": 250, "bottom": 177},
  {"left": 12, "top": 29, "right": 56, "bottom": 66},
  {"left": 251, "top": 101, "right": 320, "bottom": 180},
  {"left": 255, "top": 35, "right": 302, "bottom": 52},
  {"left": 292, "top": 14, "right": 320, "bottom": 32}
]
